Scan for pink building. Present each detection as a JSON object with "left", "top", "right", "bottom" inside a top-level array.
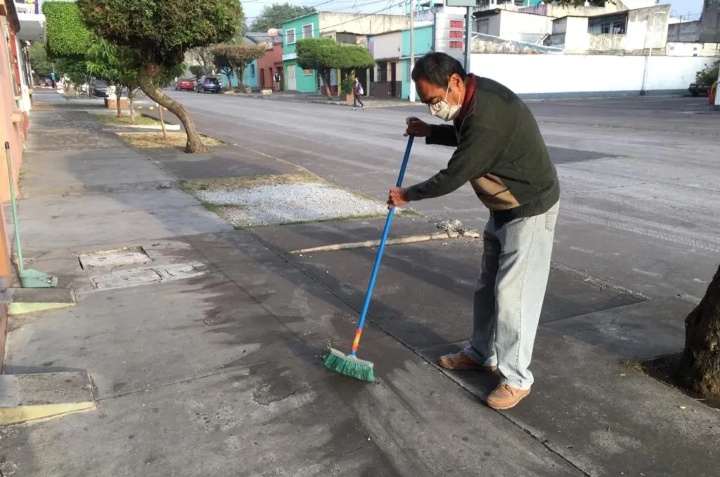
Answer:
[{"left": 246, "top": 33, "right": 284, "bottom": 91}]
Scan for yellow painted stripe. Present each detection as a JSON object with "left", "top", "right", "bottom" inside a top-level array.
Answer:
[
  {"left": 0, "top": 402, "right": 96, "bottom": 426},
  {"left": 8, "top": 302, "right": 75, "bottom": 316}
]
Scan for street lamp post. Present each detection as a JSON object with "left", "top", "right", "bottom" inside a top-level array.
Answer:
[
  {"left": 409, "top": 0, "right": 416, "bottom": 103},
  {"left": 639, "top": 11, "right": 668, "bottom": 96}
]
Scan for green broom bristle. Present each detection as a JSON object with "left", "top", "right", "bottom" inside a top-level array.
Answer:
[{"left": 323, "top": 349, "right": 375, "bottom": 382}]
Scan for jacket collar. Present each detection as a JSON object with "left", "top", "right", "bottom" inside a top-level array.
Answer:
[{"left": 457, "top": 74, "right": 477, "bottom": 120}]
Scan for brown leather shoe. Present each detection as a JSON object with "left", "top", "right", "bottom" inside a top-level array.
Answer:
[
  {"left": 437, "top": 351, "right": 497, "bottom": 372},
  {"left": 486, "top": 384, "right": 530, "bottom": 410}
]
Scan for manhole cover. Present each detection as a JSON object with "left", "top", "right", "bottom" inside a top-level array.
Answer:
[{"left": 79, "top": 246, "right": 151, "bottom": 269}]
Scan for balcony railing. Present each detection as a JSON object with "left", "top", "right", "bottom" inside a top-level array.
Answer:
[{"left": 14, "top": 1, "right": 40, "bottom": 15}]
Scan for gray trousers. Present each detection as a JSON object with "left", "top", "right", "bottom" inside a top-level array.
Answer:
[{"left": 464, "top": 202, "right": 559, "bottom": 390}]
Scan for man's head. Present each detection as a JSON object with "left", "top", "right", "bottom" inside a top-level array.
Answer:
[{"left": 411, "top": 52, "right": 467, "bottom": 111}]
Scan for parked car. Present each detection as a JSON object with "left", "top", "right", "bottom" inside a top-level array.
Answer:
[
  {"left": 688, "top": 82, "right": 711, "bottom": 97},
  {"left": 90, "top": 79, "right": 108, "bottom": 97},
  {"left": 175, "top": 78, "right": 195, "bottom": 91},
  {"left": 196, "top": 76, "right": 221, "bottom": 94}
]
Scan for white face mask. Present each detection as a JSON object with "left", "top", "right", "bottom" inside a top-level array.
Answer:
[{"left": 428, "top": 84, "right": 461, "bottom": 122}]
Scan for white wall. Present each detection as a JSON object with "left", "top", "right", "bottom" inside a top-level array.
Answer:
[
  {"left": 666, "top": 42, "right": 720, "bottom": 57},
  {"left": 564, "top": 17, "right": 590, "bottom": 51},
  {"left": 471, "top": 54, "right": 717, "bottom": 95},
  {"left": 498, "top": 11, "right": 553, "bottom": 42},
  {"left": 373, "top": 31, "right": 402, "bottom": 60}
]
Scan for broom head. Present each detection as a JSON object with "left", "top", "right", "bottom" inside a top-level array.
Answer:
[{"left": 323, "top": 348, "right": 375, "bottom": 382}]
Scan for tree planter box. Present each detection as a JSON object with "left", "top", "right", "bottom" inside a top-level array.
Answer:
[{"left": 105, "top": 97, "right": 129, "bottom": 110}]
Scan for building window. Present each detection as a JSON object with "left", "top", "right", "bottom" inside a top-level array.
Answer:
[
  {"left": 302, "top": 24, "right": 313, "bottom": 39},
  {"left": 303, "top": 69, "right": 313, "bottom": 76},
  {"left": 250, "top": 64, "right": 255, "bottom": 76},
  {"left": 588, "top": 15, "right": 626, "bottom": 35},
  {"left": 476, "top": 19, "right": 489, "bottom": 35},
  {"left": 377, "top": 61, "right": 388, "bottom": 82},
  {"left": 286, "top": 28, "right": 296, "bottom": 44}
]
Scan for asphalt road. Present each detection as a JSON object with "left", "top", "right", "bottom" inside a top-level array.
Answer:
[{"left": 166, "top": 90, "right": 720, "bottom": 301}]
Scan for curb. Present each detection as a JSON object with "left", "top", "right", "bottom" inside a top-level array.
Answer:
[
  {"left": 0, "top": 372, "right": 96, "bottom": 426},
  {"left": 2, "top": 288, "right": 76, "bottom": 316}
]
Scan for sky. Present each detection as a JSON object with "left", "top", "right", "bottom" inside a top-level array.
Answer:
[{"left": 242, "top": 0, "right": 708, "bottom": 26}]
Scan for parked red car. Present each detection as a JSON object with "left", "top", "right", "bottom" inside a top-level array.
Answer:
[{"left": 175, "top": 78, "right": 195, "bottom": 91}]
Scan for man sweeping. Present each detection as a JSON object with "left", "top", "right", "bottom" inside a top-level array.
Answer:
[{"left": 387, "top": 52, "right": 560, "bottom": 410}]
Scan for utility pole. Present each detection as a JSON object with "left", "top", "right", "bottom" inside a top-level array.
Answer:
[
  {"left": 464, "top": 5, "right": 472, "bottom": 73},
  {"left": 409, "top": 0, "right": 416, "bottom": 103}
]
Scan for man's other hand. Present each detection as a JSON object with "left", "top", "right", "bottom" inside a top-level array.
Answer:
[
  {"left": 405, "top": 117, "right": 431, "bottom": 137},
  {"left": 388, "top": 187, "right": 409, "bottom": 209}
]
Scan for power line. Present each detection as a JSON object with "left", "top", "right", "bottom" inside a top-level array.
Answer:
[{"left": 319, "top": 0, "right": 405, "bottom": 31}]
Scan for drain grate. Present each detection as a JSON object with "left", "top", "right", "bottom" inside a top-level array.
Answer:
[{"left": 78, "top": 246, "right": 151, "bottom": 269}]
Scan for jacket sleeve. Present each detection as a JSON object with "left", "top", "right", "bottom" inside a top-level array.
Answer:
[
  {"left": 425, "top": 125, "right": 458, "bottom": 147},
  {"left": 406, "top": 126, "right": 511, "bottom": 201}
]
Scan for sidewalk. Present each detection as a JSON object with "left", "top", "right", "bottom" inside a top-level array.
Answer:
[{"left": 1, "top": 95, "right": 719, "bottom": 476}]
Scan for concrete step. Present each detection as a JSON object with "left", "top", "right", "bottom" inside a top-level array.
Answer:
[{"left": 0, "top": 371, "right": 96, "bottom": 426}]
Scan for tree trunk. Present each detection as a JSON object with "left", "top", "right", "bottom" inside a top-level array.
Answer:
[
  {"left": 237, "top": 65, "right": 245, "bottom": 90},
  {"left": 320, "top": 70, "right": 332, "bottom": 99},
  {"left": 138, "top": 62, "right": 207, "bottom": 154},
  {"left": 158, "top": 102, "right": 168, "bottom": 141},
  {"left": 678, "top": 263, "right": 720, "bottom": 398},
  {"left": 116, "top": 85, "right": 122, "bottom": 119},
  {"left": 128, "top": 89, "right": 135, "bottom": 125}
]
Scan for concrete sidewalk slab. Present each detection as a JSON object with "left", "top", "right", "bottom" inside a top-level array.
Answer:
[
  {"left": 418, "top": 331, "right": 720, "bottom": 477},
  {"left": 276, "top": 235, "right": 647, "bottom": 350},
  {"left": 18, "top": 189, "right": 231, "bottom": 250},
  {"left": 0, "top": 372, "right": 95, "bottom": 426},
  {"left": 544, "top": 296, "right": 691, "bottom": 359},
  {"left": 0, "top": 340, "right": 581, "bottom": 477},
  {"left": 258, "top": 223, "right": 720, "bottom": 476},
  {"left": 4, "top": 232, "right": 387, "bottom": 399},
  {"left": 20, "top": 149, "right": 174, "bottom": 198}
]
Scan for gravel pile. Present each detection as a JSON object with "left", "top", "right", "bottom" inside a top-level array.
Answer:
[{"left": 197, "top": 183, "right": 388, "bottom": 227}]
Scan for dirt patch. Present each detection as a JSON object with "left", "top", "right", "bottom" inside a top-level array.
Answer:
[
  {"left": 623, "top": 354, "right": 720, "bottom": 410},
  {"left": 117, "top": 132, "right": 226, "bottom": 149},
  {"left": 96, "top": 114, "right": 161, "bottom": 127}
]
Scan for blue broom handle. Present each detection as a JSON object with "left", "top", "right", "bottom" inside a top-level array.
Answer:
[{"left": 351, "top": 135, "right": 414, "bottom": 356}]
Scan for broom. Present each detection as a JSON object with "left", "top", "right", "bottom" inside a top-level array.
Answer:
[{"left": 323, "top": 135, "right": 415, "bottom": 382}]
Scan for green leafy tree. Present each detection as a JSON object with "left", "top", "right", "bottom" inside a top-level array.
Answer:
[
  {"left": 213, "top": 53, "right": 235, "bottom": 88},
  {"left": 29, "top": 43, "right": 53, "bottom": 80},
  {"left": 187, "top": 47, "right": 215, "bottom": 77},
  {"left": 696, "top": 60, "right": 720, "bottom": 86},
  {"left": 42, "top": 1, "right": 93, "bottom": 58},
  {"left": 56, "top": 57, "right": 91, "bottom": 87},
  {"left": 189, "top": 65, "right": 206, "bottom": 79},
  {"left": 77, "top": 0, "right": 242, "bottom": 153},
  {"left": 86, "top": 40, "right": 143, "bottom": 121},
  {"left": 249, "top": 3, "right": 315, "bottom": 33},
  {"left": 212, "top": 43, "right": 267, "bottom": 90},
  {"left": 296, "top": 38, "right": 374, "bottom": 99}
]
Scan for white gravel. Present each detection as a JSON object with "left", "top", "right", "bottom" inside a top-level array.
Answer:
[{"left": 197, "top": 183, "right": 388, "bottom": 227}]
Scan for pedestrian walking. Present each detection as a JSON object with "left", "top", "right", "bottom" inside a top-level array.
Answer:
[
  {"left": 387, "top": 52, "right": 560, "bottom": 410},
  {"left": 352, "top": 77, "right": 365, "bottom": 110}
]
